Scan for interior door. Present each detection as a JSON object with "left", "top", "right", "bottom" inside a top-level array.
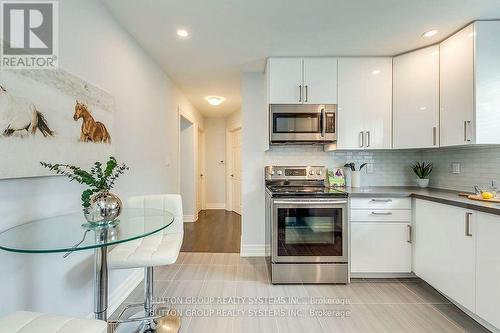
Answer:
[
  {"left": 197, "top": 129, "right": 205, "bottom": 212},
  {"left": 230, "top": 129, "right": 241, "bottom": 214}
]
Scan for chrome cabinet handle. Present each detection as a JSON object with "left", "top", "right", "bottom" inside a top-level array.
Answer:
[
  {"left": 463, "top": 121, "right": 472, "bottom": 142},
  {"left": 407, "top": 224, "right": 412, "bottom": 243},
  {"left": 305, "top": 85, "right": 308, "bottom": 102},
  {"left": 359, "top": 131, "right": 364, "bottom": 147},
  {"left": 365, "top": 131, "right": 370, "bottom": 147},
  {"left": 370, "top": 199, "right": 392, "bottom": 202},
  {"left": 299, "top": 85, "right": 302, "bottom": 102},
  {"left": 370, "top": 211, "right": 393, "bottom": 215},
  {"left": 433, "top": 127, "right": 437, "bottom": 146},
  {"left": 465, "top": 212, "right": 473, "bottom": 237}
]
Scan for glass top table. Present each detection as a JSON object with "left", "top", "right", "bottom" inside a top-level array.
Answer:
[
  {"left": 0, "top": 208, "right": 175, "bottom": 322},
  {"left": 0, "top": 208, "right": 174, "bottom": 253}
]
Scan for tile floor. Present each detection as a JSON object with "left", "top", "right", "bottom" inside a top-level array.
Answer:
[{"left": 113, "top": 252, "right": 489, "bottom": 333}]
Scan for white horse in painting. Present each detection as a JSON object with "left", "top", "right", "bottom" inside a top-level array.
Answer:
[{"left": 0, "top": 85, "right": 54, "bottom": 137}]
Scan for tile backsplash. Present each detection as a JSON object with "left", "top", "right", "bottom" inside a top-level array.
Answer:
[
  {"left": 265, "top": 145, "right": 500, "bottom": 191},
  {"left": 422, "top": 146, "right": 500, "bottom": 192},
  {"left": 265, "top": 146, "right": 421, "bottom": 187}
]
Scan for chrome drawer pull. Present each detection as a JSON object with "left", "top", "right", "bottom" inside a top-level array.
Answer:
[
  {"left": 407, "top": 224, "right": 412, "bottom": 243},
  {"left": 370, "top": 211, "right": 393, "bottom": 215},
  {"left": 370, "top": 199, "right": 393, "bottom": 203}
]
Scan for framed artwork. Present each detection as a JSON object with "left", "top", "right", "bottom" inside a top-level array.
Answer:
[{"left": 0, "top": 69, "right": 115, "bottom": 179}]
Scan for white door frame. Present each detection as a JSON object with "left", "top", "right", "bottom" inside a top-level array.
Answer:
[
  {"left": 197, "top": 127, "right": 206, "bottom": 212},
  {"left": 226, "top": 125, "right": 242, "bottom": 213},
  {"left": 177, "top": 106, "right": 202, "bottom": 222}
]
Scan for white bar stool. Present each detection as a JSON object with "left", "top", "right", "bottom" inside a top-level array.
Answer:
[
  {"left": 107, "top": 194, "right": 183, "bottom": 333},
  {"left": 0, "top": 311, "right": 107, "bottom": 333}
]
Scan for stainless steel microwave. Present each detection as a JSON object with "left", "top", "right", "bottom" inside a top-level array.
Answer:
[{"left": 269, "top": 104, "right": 337, "bottom": 144}]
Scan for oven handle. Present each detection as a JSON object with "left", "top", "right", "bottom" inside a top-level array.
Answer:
[{"left": 273, "top": 200, "right": 347, "bottom": 205}]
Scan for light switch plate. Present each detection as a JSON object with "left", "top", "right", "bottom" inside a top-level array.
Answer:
[{"left": 452, "top": 163, "right": 461, "bottom": 174}]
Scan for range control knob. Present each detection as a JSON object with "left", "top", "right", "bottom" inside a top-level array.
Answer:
[
  {"left": 271, "top": 170, "right": 275, "bottom": 175},
  {"left": 309, "top": 170, "right": 315, "bottom": 175},
  {"left": 277, "top": 170, "right": 283, "bottom": 176},
  {"left": 317, "top": 170, "right": 322, "bottom": 175}
]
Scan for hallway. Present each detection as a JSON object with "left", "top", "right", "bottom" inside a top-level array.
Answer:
[{"left": 181, "top": 210, "right": 241, "bottom": 253}]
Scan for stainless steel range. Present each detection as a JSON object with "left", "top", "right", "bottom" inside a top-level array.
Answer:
[{"left": 265, "top": 166, "right": 348, "bottom": 284}]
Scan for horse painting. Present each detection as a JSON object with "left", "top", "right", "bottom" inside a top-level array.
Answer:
[
  {"left": 73, "top": 101, "right": 111, "bottom": 143},
  {"left": 0, "top": 85, "right": 54, "bottom": 137}
]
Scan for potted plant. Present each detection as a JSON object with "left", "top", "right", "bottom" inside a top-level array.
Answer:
[
  {"left": 412, "top": 162, "right": 433, "bottom": 188},
  {"left": 41, "top": 156, "right": 129, "bottom": 225}
]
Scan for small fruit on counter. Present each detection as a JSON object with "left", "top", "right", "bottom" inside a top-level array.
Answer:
[{"left": 481, "top": 191, "right": 494, "bottom": 199}]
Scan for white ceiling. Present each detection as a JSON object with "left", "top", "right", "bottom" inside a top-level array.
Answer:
[{"left": 103, "top": 0, "right": 500, "bottom": 117}]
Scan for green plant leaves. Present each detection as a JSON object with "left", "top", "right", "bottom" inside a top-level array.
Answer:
[{"left": 412, "top": 161, "right": 433, "bottom": 179}]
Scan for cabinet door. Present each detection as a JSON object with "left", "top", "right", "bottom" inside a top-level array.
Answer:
[
  {"left": 393, "top": 45, "right": 439, "bottom": 149},
  {"left": 337, "top": 58, "right": 392, "bottom": 149},
  {"left": 476, "top": 212, "right": 500, "bottom": 329},
  {"left": 267, "top": 58, "right": 303, "bottom": 104},
  {"left": 414, "top": 199, "right": 476, "bottom": 312},
  {"left": 303, "top": 58, "right": 338, "bottom": 104},
  {"left": 440, "top": 24, "right": 475, "bottom": 146},
  {"left": 351, "top": 222, "right": 412, "bottom": 273}
]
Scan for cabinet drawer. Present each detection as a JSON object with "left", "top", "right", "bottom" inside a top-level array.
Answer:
[
  {"left": 351, "top": 209, "right": 411, "bottom": 222},
  {"left": 350, "top": 197, "right": 411, "bottom": 210}
]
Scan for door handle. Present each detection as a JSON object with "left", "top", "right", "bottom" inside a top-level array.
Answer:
[
  {"left": 305, "top": 85, "right": 308, "bottom": 102},
  {"left": 299, "top": 85, "right": 302, "bottom": 102},
  {"left": 230, "top": 174, "right": 234, "bottom": 177},
  {"left": 365, "top": 131, "right": 370, "bottom": 147},
  {"left": 407, "top": 224, "right": 412, "bottom": 243},
  {"left": 321, "top": 108, "right": 326, "bottom": 137},
  {"left": 465, "top": 212, "right": 473, "bottom": 237},
  {"left": 359, "top": 131, "right": 364, "bottom": 147}
]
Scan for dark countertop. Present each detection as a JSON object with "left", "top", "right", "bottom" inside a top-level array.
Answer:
[{"left": 346, "top": 186, "right": 500, "bottom": 216}]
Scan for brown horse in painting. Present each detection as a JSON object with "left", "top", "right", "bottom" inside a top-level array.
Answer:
[{"left": 73, "top": 101, "right": 111, "bottom": 143}]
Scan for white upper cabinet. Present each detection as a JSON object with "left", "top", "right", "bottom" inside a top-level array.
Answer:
[
  {"left": 393, "top": 45, "right": 439, "bottom": 149},
  {"left": 267, "top": 58, "right": 303, "bottom": 104},
  {"left": 440, "top": 24, "right": 475, "bottom": 147},
  {"left": 475, "top": 212, "right": 500, "bottom": 329},
  {"left": 440, "top": 21, "right": 500, "bottom": 147},
  {"left": 337, "top": 57, "right": 392, "bottom": 150},
  {"left": 267, "top": 57, "right": 337, "bottom": 104},
  {"left": 303, "top": 58, "right": 338, "bottom": 104}
]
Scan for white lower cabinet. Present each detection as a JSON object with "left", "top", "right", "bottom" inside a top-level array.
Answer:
[
  {"left": 475, "top": 212, "right": 500, "bottom": 329},
  {"left": 350, "top": 197, "right": 412, "bottom": 274},
  {"left": 351, "top": 222, "right": 411, "bottom": 273},
  {"left": 414, "top": 199, "right": 475, "bottom": 312}
]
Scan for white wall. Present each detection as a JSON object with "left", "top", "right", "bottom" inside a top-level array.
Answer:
[
  {"left": 0, "top": 0, "right": 203, "bottom": 318},
  {"left": 180, "top": 117, "right": 197, "bottom": 220},
  {"left": 240, "top": 72, "right": 422, "bottom": 256},
  {"left": 204, "top": 118, "right": 227, "bottom": 209}
]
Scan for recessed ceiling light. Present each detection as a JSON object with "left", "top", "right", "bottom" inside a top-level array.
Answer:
[
  {"left": 422, "top": 29, "right": 438, "bottom": 38},
  {"left": 176, "top": 29, "right": 189, "bottom": 38},
  {"left": 371, "top": 69, "right": 381, "bottom": 75},
  {"left": 205, "top": 96, "right": 226, "bottom": 106}
]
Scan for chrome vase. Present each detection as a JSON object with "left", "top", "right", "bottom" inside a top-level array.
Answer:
[{"left": 83, "top": 191, "right": 122, "bottom": 225}]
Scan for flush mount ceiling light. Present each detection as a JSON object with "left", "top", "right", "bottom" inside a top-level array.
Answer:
[
  {"left": 205, "top": 96, "right": 226, "bottom": 106},
  {"left": 422, "top": 29, "right": 438, "bottom": 38},
  {"left": 176, "top": 29, "right": 189, "bottom": 38},
  {"left": 371, "top": 69, "right": 381, "bottom": 75}
]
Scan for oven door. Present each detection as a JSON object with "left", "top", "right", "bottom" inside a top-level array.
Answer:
[
  {"left": 270, "top": 104, "right": 336, "bottom": 143},
  {"left": 271, "top": 198, "right": 347, "bottom": 263}
]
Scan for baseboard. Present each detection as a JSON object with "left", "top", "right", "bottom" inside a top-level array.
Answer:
[
  {"left": 87, "top": 269, "right": 143, "bottom": 319},
  {"left": 350, "top": 272, "right": 416, "bottom": 279},
  {"left": 240, "top": 244, "right": 266, "bottom": 257},
  {"left": 205, "top": 203, "right": 226, "bottom": 209},
  {"left": 183, "top": 213, "right": 198, "bottom": 222}
]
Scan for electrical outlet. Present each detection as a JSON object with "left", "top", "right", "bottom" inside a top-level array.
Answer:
[
  {"left": 452, "top": 163, "right": 461, "bottom": 174},
  {"left": 366, "top": 163, "right": 374, "bottom": 174}
]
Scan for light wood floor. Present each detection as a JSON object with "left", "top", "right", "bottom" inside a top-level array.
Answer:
[
  {"left": 181, "top": 210, "right": 241, "bottom": 253},
  {"left": 114, "top": 253, "right": 489, "bottom": 333}
]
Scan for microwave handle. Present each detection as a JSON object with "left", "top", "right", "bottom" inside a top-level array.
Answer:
[{"left": 321, "top": 108, "right": 326, "bottom": 137}]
